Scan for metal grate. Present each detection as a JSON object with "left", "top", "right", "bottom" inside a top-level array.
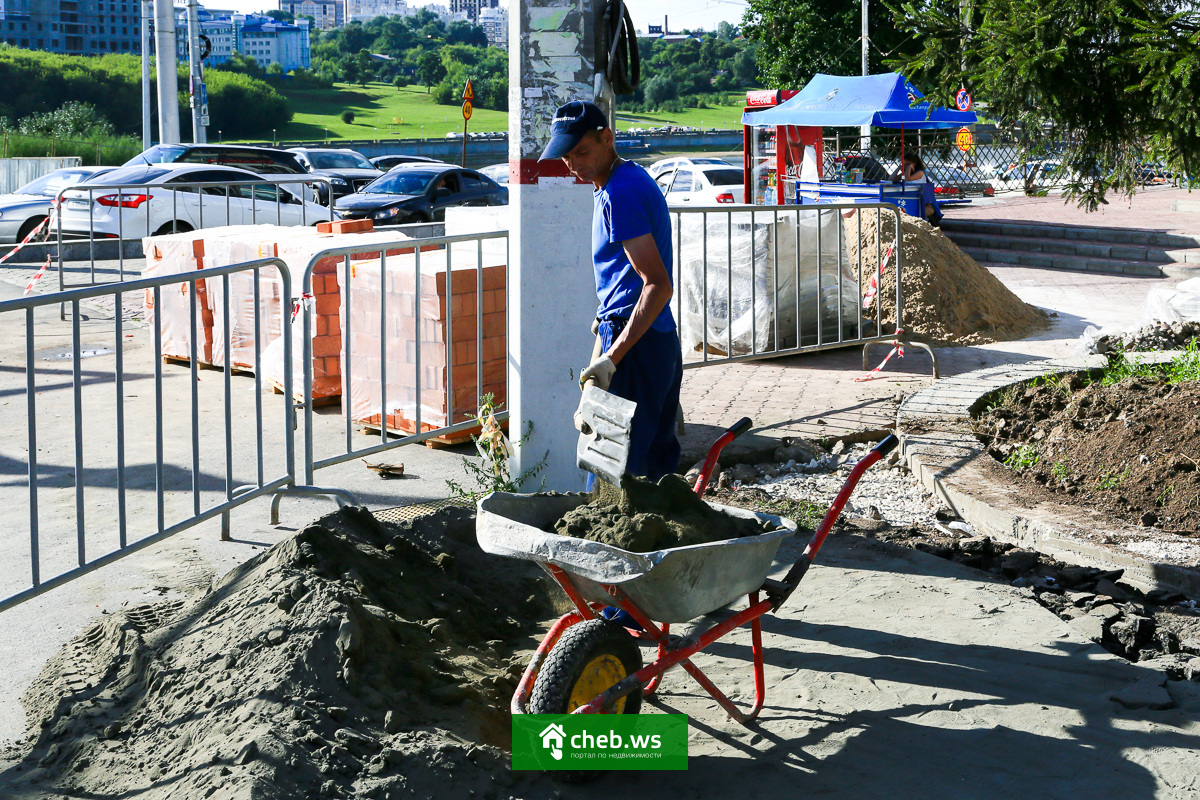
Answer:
[{"left": 372, "top": 496, "right": 474, "bottom": 525}]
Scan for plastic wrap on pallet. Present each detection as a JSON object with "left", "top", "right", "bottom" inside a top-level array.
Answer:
[
  {"left": 254, "top": 229, "right": 431, "bottom": 400},
  {"left": 673, "top": 209, "right": 860, "bottom": 356},
  {"left": 340, "top": 246, "right": 507, "bottom": 434},
  {"left": 142, "top": 230, "right": 214, "bottom": 364},
  {"left": 202, "top": 225, "right": 305, "bottom": 372}
]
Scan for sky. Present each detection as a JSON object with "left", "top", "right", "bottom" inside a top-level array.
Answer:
[{"left": 210, "top": 0, "right": 749, "bottom": 35}]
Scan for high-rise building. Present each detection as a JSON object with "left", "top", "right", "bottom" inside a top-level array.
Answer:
[
  {"left": 0, "top": 0, "right": 142, "bottom": 54},
  {"left": 477, "top": 4, "right": 505, "bottom": 49},
  {"left": 344, "top": 0, "right": 406, "bottom": 23},
  {"left": 279, "top": 0, "right": 342, "bottom": 30},
  {"left": 176, "top": 10, "right": 311, "bottom": 71},
  {"left": 447, "top": 0, "right": 496, "bottom": 24}
]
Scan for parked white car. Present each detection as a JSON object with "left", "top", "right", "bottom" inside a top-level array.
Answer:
[
  {"left": 646, "top": 156, "right": 732, "bottom": 180},
  {"left": 659, "top": 163, "right": 746, "bottom": 205},
  {"left": 58, "top": 164, "right": 329, "bottom": 239},
  {"left": 479, "top": 163, "right": 509, "bottom": 185},
  {"left": 0, "top": 166, "right": 114, "bottom": 243}
]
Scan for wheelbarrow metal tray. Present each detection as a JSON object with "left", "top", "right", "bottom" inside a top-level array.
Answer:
[{"left": 476, "top": 492, "right": 796, "bottom": 623}]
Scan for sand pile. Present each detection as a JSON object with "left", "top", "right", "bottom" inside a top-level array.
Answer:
[
  {"left": 554, "top": 474, "right": 772, "bottom": 552},
  {"left": 847, "top": 210, "right": 1049, "bottom": 345},
  {"left": 3, "top": 507, "right": 559, "bottom": 800}
]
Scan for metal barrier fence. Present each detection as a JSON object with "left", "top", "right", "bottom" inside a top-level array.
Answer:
[
  {"left": 0, "top": 257, "right": 298, "bottom": 613},
  {"left": 296, "top": 231, "right": 511, "bottom": 485},
  {"left": 670, "top": 202, "right": 935, "bottom": 374},
  {"left": 53, "top": 176, "right": 334, "bottom": 290},
  {"left": 823, "top": 130, "right": 1050, "bottom": 197}
]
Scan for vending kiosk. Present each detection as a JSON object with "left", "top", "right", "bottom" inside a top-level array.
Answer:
[{"left": 742, "top": 89, "right": 823, "bottom": 205}]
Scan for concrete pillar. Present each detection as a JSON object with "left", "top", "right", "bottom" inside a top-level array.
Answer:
[
  {"left": 507, "top": 0, "right": 596, "bottom": 492},
  {"left": 153, "top": 0, "right": 180, "bottom": 144}
]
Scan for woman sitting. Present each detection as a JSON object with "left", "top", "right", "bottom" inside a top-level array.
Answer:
[{"left": 891, "top": 151, "right": 942, "bottom": 225}]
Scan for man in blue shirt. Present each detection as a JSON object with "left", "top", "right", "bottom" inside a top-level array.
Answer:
[{"left": 539, "top": 100, "right": 682, "bottom": 482}]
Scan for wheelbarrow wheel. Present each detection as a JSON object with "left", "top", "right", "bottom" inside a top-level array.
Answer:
[{"left": 529, "top": 619, "right": 643, "bottom": 715}]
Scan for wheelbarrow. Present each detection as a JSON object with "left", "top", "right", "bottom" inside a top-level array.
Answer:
[{"left": 476, "top": 424, "right": 900, "bottom": 723}]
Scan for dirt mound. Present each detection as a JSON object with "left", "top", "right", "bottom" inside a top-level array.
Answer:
[
  {"left": 554, "top": 474, "right": 771, "bottom": 552},
  {"left": 846, "top": 210, "right": 1049, "bottom": 345},
  {"left": 4, "top": 507, "right": 558, "bottom": 800},
  {"left": 975, "top": 374, "right": 1200, "bottom": 534}
]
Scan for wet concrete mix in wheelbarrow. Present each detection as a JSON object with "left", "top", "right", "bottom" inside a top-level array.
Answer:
[
  {"left": 1, "top": 506, "right": 565, "bottom": 800},
  {"left": 845, "top": 209, "right": 1050, "bottom": 345},
  {"left": 553, "top": 473, "right": 773, "bottom": 552}
]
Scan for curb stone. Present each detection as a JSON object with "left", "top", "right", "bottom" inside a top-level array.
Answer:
[{"left": 897, "top": 351, "right": 1200, "bottom": 597}]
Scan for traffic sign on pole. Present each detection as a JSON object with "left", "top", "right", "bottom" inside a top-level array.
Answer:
[
  {"left": 955, "top": 127, "right": 974, "bottom": 152},
  {"left": 462, "top": 100, "right": 473, "bottom": 120},
  {"left": 956, "top": 88, "right": 972, "bottom": 112},
  {"left": 463, "top": 79, "right": 474, "bottom": 101}
]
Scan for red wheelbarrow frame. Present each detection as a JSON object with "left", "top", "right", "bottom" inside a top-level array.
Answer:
[{"left": 511, "top": 433, "right": 900, "bottom": 723}]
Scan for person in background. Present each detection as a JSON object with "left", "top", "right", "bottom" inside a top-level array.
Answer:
[
  {"left": 891, "top": 151, "right": 941, "bottom": 225},
  {"left": 538, "top": 100, "right": 682, "bottom": 483}
]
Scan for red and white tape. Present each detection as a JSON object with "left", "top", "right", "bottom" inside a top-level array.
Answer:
[
  {"left": 290, "top": 292, "right": 314, "bottom": 323},
  {"left": 0, "top": 215, "right": 50, "bottom": 267},
  {"left": 854, "top": 329, "right": 905, "bottom": 382},
  {"left": 23, "top": 255, "right": 52, "bottom": 296},
  {"left": 861, "top": 241, "right": 896, "bottom": 310}
]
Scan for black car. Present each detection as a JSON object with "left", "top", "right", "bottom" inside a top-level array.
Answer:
[
  {"left": 369, "top": 154, "right": 447, "bottom": 171},
  {"left": 287, "top": 147, "right": 384, "bottom": 204},
  {"left": 124, "top": 144, "right": 315, "bottom": 200},
  {"left": 335, "top": 165, "right": 508, "bottom": 224}
]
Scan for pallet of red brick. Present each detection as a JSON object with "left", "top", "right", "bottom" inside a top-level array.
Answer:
[
  {"left": 340, "top": 246, "right": 507, "bottom": 435},
  {"left": 142, "top": 231, "right": 214, "bottom": 365}
]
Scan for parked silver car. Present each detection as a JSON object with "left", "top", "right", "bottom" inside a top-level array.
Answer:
[{"left": 0, "top": 166, "right": 113, "bottom": 243}]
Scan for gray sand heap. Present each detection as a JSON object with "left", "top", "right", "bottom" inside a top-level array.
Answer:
[
  {"left": 846, "top": 210, "right": 1049, "bottom": 345},
  {"left": 4, "top": 506, "right": 559, "bottom": 800},
  {"left": 554, "top": 474, "right": 772, "bottom": 552}
]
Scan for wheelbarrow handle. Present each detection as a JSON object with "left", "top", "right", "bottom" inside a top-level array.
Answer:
[
  {"left": 693, "top": 416, "right": 753, "bottom": 496},
  {"left": 765, "top": 433, "right": 900, "bottom": 610}
]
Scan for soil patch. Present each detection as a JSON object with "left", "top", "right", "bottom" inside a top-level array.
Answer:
[
  {"left": 845, "top": 210, "right": 1049, "bottom": 345},
  {"left": 2, "top": 506, "right": 560, "bottom": 800},
  {"left": 974, "top": 372, "right": 1200, "bottom": 534},
  {"left": 554, "top": 474, "right": 772, "bottom": 552}
]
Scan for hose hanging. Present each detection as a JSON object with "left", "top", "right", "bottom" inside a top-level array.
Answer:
[{"left": 598, "top": 0, "right": 640, "bottom": 95}]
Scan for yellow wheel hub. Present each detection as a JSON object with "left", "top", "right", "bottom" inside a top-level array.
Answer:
[{"left": 567, "top": 654, "right": 628, "bottom": 713}]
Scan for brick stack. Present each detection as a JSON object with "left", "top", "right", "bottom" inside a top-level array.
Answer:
[
  {"left": 142, "top": 232, "right": 214, "bottom": 365},
  {"left": 341, "top": 246, "right": 507, "bottom": 438}
]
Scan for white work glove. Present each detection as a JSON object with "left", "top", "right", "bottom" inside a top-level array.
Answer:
[{"left": 579, "top": 354, "right": 616, "bottom": 391}]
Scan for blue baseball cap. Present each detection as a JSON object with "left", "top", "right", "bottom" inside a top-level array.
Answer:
[{"left": 538, "top": 101, "right": 609, "bottom": 161}]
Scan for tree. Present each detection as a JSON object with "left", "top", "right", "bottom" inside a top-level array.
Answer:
[
  {"left": 416, "top": 50, "right": 446, "bottom": 92},
  {"left": 717, "top": 20, "right": 738, "bottom": 41},
  {"left": 741, "top": 0, "right": 912, "bottom": 89},
  {"left": 341, "top": 109, "right": 355, "bottom": 124},
  {"left": 889, "top": 0, "right": 1198, "bottom": 208},
  {"left": 642, "top": 75, "right": 677, "bottom": 108},
  {"left": 264, "top": 9, "right": 294, "bottom": 23},
  {"left": 266, "top": 61, "right": 285, "bottom": 78}
]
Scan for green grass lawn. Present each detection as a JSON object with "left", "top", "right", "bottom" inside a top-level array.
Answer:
[
  {"left": 249, "top": 82, "right": 746, "bottom": 143},
  {"left": 265, "top": 81, "right": 509, "bottom": 142},
  {"left": 614, "top": 92, "right": 747, "bottom": 132}
]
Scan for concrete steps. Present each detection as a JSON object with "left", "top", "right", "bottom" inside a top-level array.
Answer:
[{"left": 941, "top": 219, "right": 1200, "bottom": 278}]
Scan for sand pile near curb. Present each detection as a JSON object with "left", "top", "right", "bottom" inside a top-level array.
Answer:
[
  {"left": 5, "top": 507, "right": 557, "bottom": 800},
  {"left": 847, "top": 210, "right": 1049, "bottom": 345}
]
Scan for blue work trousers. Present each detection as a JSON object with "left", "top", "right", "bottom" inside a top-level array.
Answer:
[{"left": 595, "top": 319, "right": 683, "bottom": 482}]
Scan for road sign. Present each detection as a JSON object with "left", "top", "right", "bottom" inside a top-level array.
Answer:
[
  {"left": 956, "top": 127, "right": 974, "bottom": 152},
  {"left": 463, "top": 79, "right": 474, "bottom": 101},
  {"left": 956, "top": 89, "right": 972, "bottom": 112},
  {"left": 462, "top": 100, "right": 473, "bottom": 120}
]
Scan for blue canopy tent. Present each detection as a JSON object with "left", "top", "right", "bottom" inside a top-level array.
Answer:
[
  {"left": 741, "top": 73, "right": 977, "bottom": 215},
  {"left": 740, "top": 73, "right": 977, "bottom": 129}
]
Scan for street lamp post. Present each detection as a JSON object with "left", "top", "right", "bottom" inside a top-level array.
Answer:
[
  {"left": 272, "top": 128, "right": 276, "bottom": 146},
  {"left": 218, "top": 130, "right": 222, "bottom": 143}
]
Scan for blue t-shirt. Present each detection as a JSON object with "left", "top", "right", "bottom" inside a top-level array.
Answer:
[{"left": 592, "top": 160, "right": 675, "bottom": 332}]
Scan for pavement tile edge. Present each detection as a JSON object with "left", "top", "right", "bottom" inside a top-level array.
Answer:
[{"left": 897, "top": 352, "right": 1200, "bottom": 598}]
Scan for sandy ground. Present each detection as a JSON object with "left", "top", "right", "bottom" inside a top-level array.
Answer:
[{"left": 564, "top": 532, "right": 1200, "bottom": 799}]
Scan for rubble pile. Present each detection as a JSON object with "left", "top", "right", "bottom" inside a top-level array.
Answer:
[
  {"left": 1087, "top": 319, "right": 1200, "bottom": 354},
  {"left": 4, "top": 507, "right": 558, "bottom": 800},
  {"left": 846, "top": 210, "right": 1049, "bottom": 345}
]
